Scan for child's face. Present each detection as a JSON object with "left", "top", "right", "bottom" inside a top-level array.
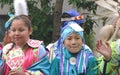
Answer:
[
  {"left": 63, "top": 32, "right": 82, "bottom": 53},
  {"left": 10, "top": 19, "right": 32, "bottom": 46}
]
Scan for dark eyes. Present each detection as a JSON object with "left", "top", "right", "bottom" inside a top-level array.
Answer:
[
  {"left": 67, "top": 37, "right": 81, "bottom": 40},
  {"left": 67, "top": 38, "right": 72, "bottom": 40},
  {"left": 10, "top": 29, "right": 24, "bottom": 32}
]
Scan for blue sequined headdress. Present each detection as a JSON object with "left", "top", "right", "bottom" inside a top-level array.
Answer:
[
  {"left": 58, "top": 9, "right": 85, "bottom": 52},
  {"left": 57, "top": 21, "right": 84, "bottom": 52},
  {"left": 60, "top": 21, "right": 84, "bottom": 44}
]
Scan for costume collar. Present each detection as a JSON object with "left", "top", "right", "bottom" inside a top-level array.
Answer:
[
  {"left": 27, "top": 39, "right": 43, "bottom": 48},
  {"left": 3, "top": 39, "right": 43, "bottom": 54}
]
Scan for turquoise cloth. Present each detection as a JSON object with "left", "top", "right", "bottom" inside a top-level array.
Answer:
[
  {"left": 50, "top": 45, "right": 98, "bottom": 75},
  {"left": 28, "top": 55, "right": 50, "bottom": 75},
  {"left": 27, "top": 45, "right": 50, "bottom": 75},
  {"left": 50, "top": 21, "right": 98, "bottom": 75}
]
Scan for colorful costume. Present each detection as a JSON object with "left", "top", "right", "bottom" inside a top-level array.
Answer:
[
  {"left": 0, "top": 39, "right": 50, "bottom": 75},
  {"left": 50, "top": 22, "right": 98, "bottom": 75},
  {"left": 47, "top": 9, "right": 84, "bottom": 63}
]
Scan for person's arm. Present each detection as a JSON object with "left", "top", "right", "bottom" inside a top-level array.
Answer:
[
  {"left": 98, "top": 57, "right": 116, "bottom": 75},
  {"left": 96, "top": 40, "right": 112, "bottom": 61},
  {"left": 95, "top": 40, "right": 113, "bottom": 74},
  {"left": 102, "top": 58, "right": 111, "bottom": 75}
]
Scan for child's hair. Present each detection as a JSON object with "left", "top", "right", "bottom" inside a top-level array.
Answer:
[
  {"left": 3, "top": 30, "right": 12, "bottom": 46},
  {"left": 11, "top": 15, "right": 32, "bottom": 30}
]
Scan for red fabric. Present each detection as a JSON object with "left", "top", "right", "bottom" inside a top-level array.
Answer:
[
  {"left": 4, "top": 47, "right": 39, "bottom": 75},
  {"left": 22, "top": 47, "right": 38, "bottom": 70},
  {"left": 4, "top": 64, "right": 11, "bottom": 75},
  {"left": 0, "top": 43, "right": 2, "bottom": 50}
]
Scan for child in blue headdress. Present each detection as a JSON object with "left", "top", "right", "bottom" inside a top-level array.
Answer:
[
  {"left": 50, "top": 21, "right": 98, "bottom": 75},
  {"left": 47, "top": 9, "right": 85, "bottom": 63}
]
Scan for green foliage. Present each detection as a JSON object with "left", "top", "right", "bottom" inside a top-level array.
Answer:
[
  {"left": 27, "top": 0, "right": 53, "bottom": 45},
  {"left": 84, "top": 16, "right": 97, "bottom": 34},
  {"left": 0, "top": 0, "right": 13, "bottom": 7},
  {"left": 69, "top": 0, "right": 97, "bottom": 14},
  {"left": 83, "top": 16, "right": 97, "bottom": 50},
  {"left": 85, "top": 31, "right": 95, "bottom": 50}
]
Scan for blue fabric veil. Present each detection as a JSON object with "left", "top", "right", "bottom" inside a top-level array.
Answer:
[{"left": 57, "top": 21, "right": 84, "bottom": 52}]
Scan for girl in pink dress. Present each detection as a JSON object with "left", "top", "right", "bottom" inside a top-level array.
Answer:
[{"left": 0, "top": 15, "right": 50, "bottom": 75}]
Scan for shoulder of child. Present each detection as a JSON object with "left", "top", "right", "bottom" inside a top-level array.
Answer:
[
  {"left": 27, "top": 39, "right": 44, "bottom": 48},
  {"left": 3, "top": 43, "right": 13, "bottom": 54},
  {"left": 84, "top": 44, "right": 92, "bottom": 52}
]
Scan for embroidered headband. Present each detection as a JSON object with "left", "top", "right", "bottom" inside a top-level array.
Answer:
[
  {"left": 5, "top": 13, "right": 15, "bottom": 29},
  {"left": 61, "top": 9, "right": 84, "bottom": 27}
]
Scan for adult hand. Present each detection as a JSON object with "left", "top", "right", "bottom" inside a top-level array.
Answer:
[
  {"left": 8, "top": 69, "right": 26, "bottom": 75},
  {"left": 95, "top": 40, "right": 112, "bottom": 61}
]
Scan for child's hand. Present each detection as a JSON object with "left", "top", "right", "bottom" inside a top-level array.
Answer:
[
  {"left": 8, "top": 69, "right": 26, "bottom": 75},
  {"left": 95, "top": 40, "right": 112, "bottom": 61}
]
